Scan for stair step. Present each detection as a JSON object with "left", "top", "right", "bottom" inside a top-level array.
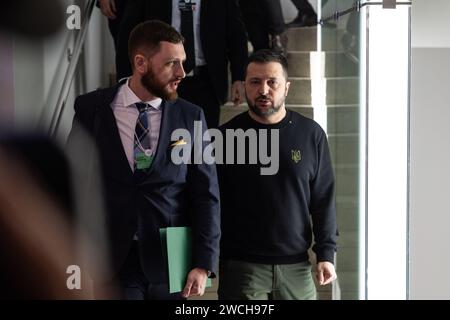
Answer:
[
  {"left": 325, "top": 52, "right": 359, "bottom": 77},
  {"left": 322, "top": 26, "right": 347, "bottom": 51},
  {"left": 283, "top": 27, "right": 317, "bottom": 52},
  {"left": 326, "top": 77, "right": 359, "bottom": 105},
  {"left": 286, "top": 77, "right": 359, "bottom": 106},
  {"left": 339, "top": 231, "right": 358, "bottom": 248},
  {"left": 287, "top": 51, "right": 311, "bottom": 78},
  {"left": 287, "top": 52, "right": 359, "bottom": 78},
  {"left": 286, "top": 78, "right": 312, "bottom": 105},
  {"left": 284, "top": 26, "right": 346, "bottom": 52},
  {"left": 328, "top": 134, "right": 359, "bottom": 166},
  {"left": 335, "top": 165, "right": 358, "bottom": 197},
  {"left": 336, "top": 246, "right": 358, "bottom": 271},
  {"left": 336, "top": 196, "right": 359, "bottom": 232},
  {"left": 337, "top": 271, "right": 359, "bottom": 293},
  {"left": 327, "top": 104, "right": 359, "bottom": 134}
]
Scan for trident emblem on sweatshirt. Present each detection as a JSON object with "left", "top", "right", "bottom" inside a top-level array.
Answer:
[{"left": 291, "top": 150, "right": 301, "bottom": 163}]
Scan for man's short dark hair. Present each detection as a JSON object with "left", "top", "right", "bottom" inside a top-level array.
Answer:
[
  {"left": 128, "top": 20, "right": 184, "bottom": 65},
  {"left": 245, "top": 49, "right": 289, "bottom": 79}
]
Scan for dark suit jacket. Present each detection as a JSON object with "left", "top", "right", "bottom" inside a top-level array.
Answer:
[
  {"left": 67, "top": 81, "right": 221, "bottom": 283},
  {"left": 143, "top": 0, "right": 248, "bottom": 104}
]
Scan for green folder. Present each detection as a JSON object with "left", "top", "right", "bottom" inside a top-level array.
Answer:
[{"left": 160, "top": 226, "right": 212, "bottom": 293}]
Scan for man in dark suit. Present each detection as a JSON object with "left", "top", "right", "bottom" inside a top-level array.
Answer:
[
  {"left": 286, "top": 0, "right": 318, "bottom": 28},
  {"left": 97, "top": 0, "right": 126, "bottom": 48},
  {"left": 67, "top": 20, "right": 221, "bottom": 300},
  {"left": 239, "top": 0, "right": 286, "bottom": 54},
  {"left": 114, "top": 0, "right": 248, "bottom": 128}
]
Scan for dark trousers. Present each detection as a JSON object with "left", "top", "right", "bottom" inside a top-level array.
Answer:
[
  {"left": 240, "top": 0, "right": 285, "bottom": 51},
  {"left": 291, "top": 0, "right": 323, "bottom": 13},
  {"left": 177, "top": 67, "right": 221, "bottom": 129},
  {"left": 106, "top": 0, "right": 126, "bottom": 49},
  {"left": 115, "top": 0, "right": 146, "bottom": 80},
  {"left": 108, "top": 20, "right": 119, "bottom": 49},
  {"left": 97, "top": 241, "right": 184, "bottom": 300}
]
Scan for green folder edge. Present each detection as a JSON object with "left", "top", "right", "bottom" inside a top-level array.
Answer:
[{"left": 160, "top": 227, "right": 212, "bottom": 293}]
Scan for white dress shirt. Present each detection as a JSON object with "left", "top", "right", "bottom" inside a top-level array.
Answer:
[{"left": 110, "top": 79, "right": 163, "bottom": 171}]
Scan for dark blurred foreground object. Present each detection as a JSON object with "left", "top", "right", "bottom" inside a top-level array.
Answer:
[
  {"left": 0, "top": 135, "right": 86, "bottom": 299},
  {"left": 0, "top": 0, "right": 114, "bottom": 299},
  {"left": 0, "top": 0, "right": 64, "bottom": 38},
  {"left": 0, "top": 134, "right": 114, "bottom": 299},
  {"left": 0, "top": 135, "right": 75, "bottom": 218}
]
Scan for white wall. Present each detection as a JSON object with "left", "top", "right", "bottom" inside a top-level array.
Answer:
[
  {"left": 11, "top": 0, "right": 113, "bottom": 138},
  {"left": 54, "top": 5, "right": 115, "bottom": 140},
  {"left": 411, "top": 0, "right": 450, "bottom": 48},
  {"left": 410, "top": 0, "right": 450, "bottom": 299}
]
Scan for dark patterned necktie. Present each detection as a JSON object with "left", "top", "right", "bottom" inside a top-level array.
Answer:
[
  {"left": 179, "top": 0, "right": 196, "bottom": 74},
  {"left": 134, "top": 102, "right": 151, "bottom": 173}
]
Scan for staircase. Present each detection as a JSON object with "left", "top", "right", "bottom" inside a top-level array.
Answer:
[
  {"left": 220, "top": 25, "right": 360, "bottom": 300},
  {"left": 325, "top": 25, "right": 359, "bottom": 301}
]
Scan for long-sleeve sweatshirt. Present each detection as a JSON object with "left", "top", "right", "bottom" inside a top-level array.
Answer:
[{"left": 218, "top": 109, "right": 338, "bottom": 264}]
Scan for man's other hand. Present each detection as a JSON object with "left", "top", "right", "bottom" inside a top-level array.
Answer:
[
  {"left": 181, "top": 267, "right": 208, "bottom": 298},
  {"left": 99, "top": 0, "right": 117, "bottom": 19},
  {"left": 316, "top": 261, "right": 337, "bottom": 285},
  {"left": 231, "top": 81, "right": 245, "bottom": 106}
]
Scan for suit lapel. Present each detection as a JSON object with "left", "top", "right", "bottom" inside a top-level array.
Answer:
[
  {"left": 96, "top": 82, "right": 134, "bottom": 184},
  {"left": 145, "top": 99, "right": 178, "bottom": 176}
]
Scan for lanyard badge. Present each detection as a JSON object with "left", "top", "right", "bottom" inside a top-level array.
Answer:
[
  {"left": 135, "top": 151, "right": 154, "bottom": 170},
  {"left": 134, "top": 130, "right": 154, "bottom": 170}
]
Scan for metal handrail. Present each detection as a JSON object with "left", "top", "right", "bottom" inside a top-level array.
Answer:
[
  {"left": 320, "top": 0, "right": 412, "bottom": 24},
  {"left": 48, "top": 0, "right": 96, "bottom": 137}
]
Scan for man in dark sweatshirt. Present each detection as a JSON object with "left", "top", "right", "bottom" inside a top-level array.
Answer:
[{"left": 217, "top": 49, "right": 338, "bottom": 300}]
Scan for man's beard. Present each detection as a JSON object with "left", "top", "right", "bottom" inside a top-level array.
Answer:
[
  {"left": 141, "top": 69, "right": 179, "bottom": 101},
  {"left": 247, "top": 94, "right": 283, "bottom": 118}
]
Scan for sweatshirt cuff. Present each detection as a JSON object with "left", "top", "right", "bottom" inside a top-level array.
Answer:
[{"left": 316, "top": 249, "right": 336, "bottom": 264}]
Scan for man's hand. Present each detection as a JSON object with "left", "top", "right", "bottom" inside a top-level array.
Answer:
[
  {"left": 99, "top": 0, "right": 117, "bottom": 19},
  {"left": 316, "top": 261, "right": 337, "bottom": 285},
  {"left": 231, "top": 81, "right": 245, "bottom": 106},
  {"left": 181, "top": 268, "right": 208, "bottom": 298}
]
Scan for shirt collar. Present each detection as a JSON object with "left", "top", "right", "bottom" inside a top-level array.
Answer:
[{"left": 122, "top": 78, "right": 163, "bottom": 110}]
